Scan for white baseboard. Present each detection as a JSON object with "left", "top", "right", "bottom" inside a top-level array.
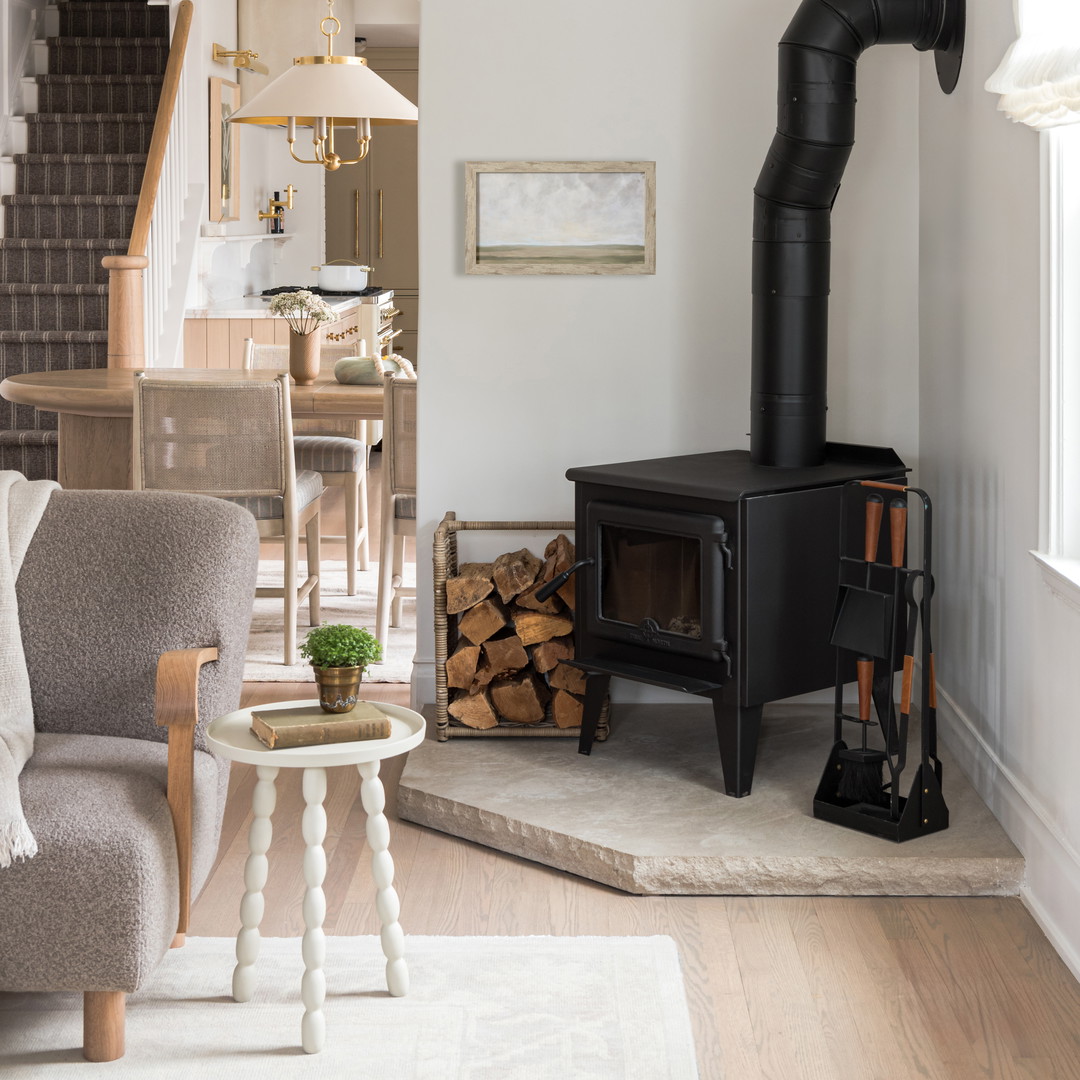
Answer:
[{"left": 936, "top": 686, "right": 1080, "bottom": 983}]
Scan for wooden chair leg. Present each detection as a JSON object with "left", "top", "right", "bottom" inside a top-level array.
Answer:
[
  {"left": 283, "top": 523, "right": 298, "bottom": 667},
  {"left": 377, "top": 513, "right": 395, "bottom": 647},
  {"left": 358, "top": 456, "right": 371, "bottom": 573},
  {"left": 306, "top": 511, "right": 322, "bottom": 625},
  {"left": 83, "top": 990, "right": 125, "bottom": 1062},
  {"left": 391, "top": 533, "right": 406, "bottom": 627},
  {"left": 345, "top": 471, "right": 359, "bottom": 596}
]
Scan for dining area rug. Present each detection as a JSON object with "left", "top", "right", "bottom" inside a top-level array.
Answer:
[
  {"left": 244, "top": 560, "right": 416, "bottom": 683},
  {"left": 0, "top": 935, "right": 699, "bottom": 1078}
]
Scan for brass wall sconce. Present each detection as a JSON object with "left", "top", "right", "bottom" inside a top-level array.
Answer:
[
  {"left": 211, "top": 43, "right": 269, "bottom": 76},
  {"left": 258, "top": 184, "right": 297, "bottom": 222}
]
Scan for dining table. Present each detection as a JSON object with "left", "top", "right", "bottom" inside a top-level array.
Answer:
[{"left": 0, "top": 366, "right": 385, "bottom": 490}]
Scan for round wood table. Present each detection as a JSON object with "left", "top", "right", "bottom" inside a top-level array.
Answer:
[
  {"left": 206, "top": 698, "right": 426, "bottom": 1055},
  {"left": 0, "top": 367, "right": 385, "bottom": 490}
]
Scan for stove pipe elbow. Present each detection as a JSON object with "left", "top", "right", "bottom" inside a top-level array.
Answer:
[{"left": 749, "top": 0, "right": 964, "bottom": 468}]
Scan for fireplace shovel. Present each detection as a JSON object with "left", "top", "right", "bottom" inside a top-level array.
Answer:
[{"left": 830, "top": 491, "right": 896, "bottom": 659}]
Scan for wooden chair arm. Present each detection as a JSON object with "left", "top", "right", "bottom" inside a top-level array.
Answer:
[{"left": 154, "top": 647, "right": 219, "bottom": 943}]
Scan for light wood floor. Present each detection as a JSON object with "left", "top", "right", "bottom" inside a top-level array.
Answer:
[{"left": 195, "top": 466, "right": 1080, "bottom": 1080}]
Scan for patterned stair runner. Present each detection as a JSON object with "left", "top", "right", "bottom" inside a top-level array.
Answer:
[{"left": 0, "top": 0, "right": 167, "bottom": 480}]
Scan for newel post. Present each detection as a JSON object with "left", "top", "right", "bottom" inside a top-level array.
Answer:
[{"left": 102, "top": 254, "right": 148, "bottom": 369}]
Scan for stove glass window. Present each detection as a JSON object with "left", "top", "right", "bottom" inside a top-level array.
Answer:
[{"left": 599, "top": 524, "right": 702, "bottom": 639}]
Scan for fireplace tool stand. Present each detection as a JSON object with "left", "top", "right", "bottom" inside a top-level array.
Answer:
[{"left": 813, "top": 481, "right": 948, "bottom": 842}]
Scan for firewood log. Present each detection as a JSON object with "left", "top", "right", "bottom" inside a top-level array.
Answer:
[
  {"left": 489, "top": 672, "right": 549, "bottom": 724},
  {"left": 444, "top": 643, "right": 481, "bottom": 689},
  {"left": 542, "top": 534, "right": 577, "bottom": 610},
  {"left": 447, "top": 689, "right": 499, "bottom": 729},
  {"left": 482, "top": 634, "right": 529, "bottom": 677},
  {"left": 511, "top": 609, "right": 573, "bottom": 647},
  {"left": 515, "top": 580, "right": 563, "bottom": 615},
  {"left": 552, "top": 689, "right": 584, "bottom": 729},
  {"left": 548, "top": 661, "right": 587, "bottom": 695},
  {"left": 531, "top": 637, "right": 574, "bottom": 674},
  {"left": 492, "top": 548, "right": 542, "bottom": 604},
  {"left": 445, "top": 569, "right": 495, "bottom": 615},
  {"left": 458, "top": 596, "right": 511, "bottom": 645}
]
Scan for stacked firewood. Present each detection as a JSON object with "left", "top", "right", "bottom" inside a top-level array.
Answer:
[{"left": 444, "top": 535, "right": 587, "bottom": 729}]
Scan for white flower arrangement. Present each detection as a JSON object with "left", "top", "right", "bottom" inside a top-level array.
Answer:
[{"left": 267, "top": 290, "right": 336, "bottom": 336}]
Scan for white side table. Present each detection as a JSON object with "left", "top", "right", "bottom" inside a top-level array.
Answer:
[{"left": 206, "top": 698, "right": 426, "bottom": 1054}]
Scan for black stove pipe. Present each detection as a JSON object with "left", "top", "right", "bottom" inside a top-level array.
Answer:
[{"left": 750, "top": 0, "right": 964, "bottom": 468}]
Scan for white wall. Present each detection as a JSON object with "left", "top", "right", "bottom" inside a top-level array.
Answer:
[
  {"left": 185, "top": 0, "right": 325, "bottom": 305},
  {"left": 415, "top": 0, "right": 923, "bottom": 702},
  {"left": 919, "top": 3, "right": 1080, "bottom": 976},
  {"left": 0, "top": 0, "right": 45, "bottom": 155}
]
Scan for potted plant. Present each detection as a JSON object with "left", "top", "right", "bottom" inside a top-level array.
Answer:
[
  {"left": 300, "top": 623, "right": 383, "bottom": 713},
  {"left": 267, "top": 289, "right": 336, "bottom": 386}
]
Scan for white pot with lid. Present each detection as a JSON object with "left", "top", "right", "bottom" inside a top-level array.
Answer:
[{"left": 310, "top": 260, "right": 374, "bottom": 292}]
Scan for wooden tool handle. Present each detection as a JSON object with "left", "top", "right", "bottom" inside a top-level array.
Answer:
[
  {"left": 900, "top": 655, "right": 914, "bottom": 714},
  {"left": 890, "top": 498, "right": 907, "bottom": 568},
  {"left": 858, "top": 657, "right": 873, "bottom": 724},
  {"left": 859, "top": 480, "right": 909, "bottom": 493},
  {"left": 865, "top": 494, "right": 884, "bottom": 563}
]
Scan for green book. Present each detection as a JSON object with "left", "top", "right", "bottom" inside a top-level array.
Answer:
[{"left": 250, "top": 702, "right": 391, "bottom": 750}]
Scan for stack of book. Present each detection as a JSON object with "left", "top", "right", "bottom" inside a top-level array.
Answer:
[{"left": 250, "top": 702, "right": 392, "bottom": 750}]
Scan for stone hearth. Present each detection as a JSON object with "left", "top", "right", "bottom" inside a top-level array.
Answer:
[{"left": 397, "top": 706, "right": 1024, "bottom": 896}]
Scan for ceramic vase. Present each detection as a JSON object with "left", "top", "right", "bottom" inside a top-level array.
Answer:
[
  {"left": 289, "top": 330, "right": 321, "bottom": 386},
  {"left": 312, "top": 664, "right": 362, "bottom": 713}
]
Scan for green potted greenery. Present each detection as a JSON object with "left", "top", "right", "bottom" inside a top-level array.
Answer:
[{"left": 300, "top": 623, "right": 383, "bottom": 713}]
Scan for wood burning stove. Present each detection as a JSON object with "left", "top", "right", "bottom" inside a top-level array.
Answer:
[{"left": 558, "top": 444, "right": 905, "bottom": 797}]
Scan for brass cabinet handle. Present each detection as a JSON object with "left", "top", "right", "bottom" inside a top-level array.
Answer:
[
  {"left": 379, "top": 328, "right": 403, "bottom": 343},
  {"left": 378, "top": 189, "right": 384, "bottom": 260},
  {"left": 326, "top": 324, "right": 359, "bottom": 342},
  {"left": 382, "top": 307, "right": 401, "bottom": 320}
]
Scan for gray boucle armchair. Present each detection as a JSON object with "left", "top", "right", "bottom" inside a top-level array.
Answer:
[{"left": 0, "top": 490, "right": 259, "bottom": 1061}]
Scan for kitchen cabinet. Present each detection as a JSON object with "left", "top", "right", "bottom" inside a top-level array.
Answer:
[
  {"left": 182, "top": 302, "right": 361, "bottom": 369},
  {"left": 325, "top": 48, "right": 419, "bottom": 364}
]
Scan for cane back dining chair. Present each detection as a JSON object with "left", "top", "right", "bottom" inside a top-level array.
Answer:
[
  {"left": 376, "top": 372, "right": 417, "bottom": 647},
  {"left": 132, "top": 372, "right": 322, "bottom": 666},
  {"left": 243, "top": 339, "right": 374, "bottom": 596}
]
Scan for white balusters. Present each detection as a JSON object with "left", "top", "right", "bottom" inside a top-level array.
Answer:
[
  {"left": 232, "top": 764, "right": 278, "bottom": 1003},
  {"left": 300, "top": 768, "right": 329, "bottom": 1054},
  {"left": 358, "top": 760, "right": 409, "bottom": 996}
]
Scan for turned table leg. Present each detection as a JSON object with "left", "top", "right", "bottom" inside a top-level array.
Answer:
[
  {"left": 358, "top": 759, "right": 408, "bottom": 997},
  {"left": 232, "top": 764, "right": 278, "bottom": 1002},
  {"left": 301, "top": 767, "right": 329, "bottom": 1054}
]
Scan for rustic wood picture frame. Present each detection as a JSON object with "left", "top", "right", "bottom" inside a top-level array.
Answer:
[
  {"left": 465, "top": 161, "right": 656, "bottom": 275},
  {"left": 209, "top": 77, "right": 240, "bottom": 223}
]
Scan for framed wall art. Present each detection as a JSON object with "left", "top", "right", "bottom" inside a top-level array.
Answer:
[
  {"left": 209, "top": 76, "right": 240, "bottom": 222},
  {"left": 465, "top": 161, "right": 656, "bottom": 275}
]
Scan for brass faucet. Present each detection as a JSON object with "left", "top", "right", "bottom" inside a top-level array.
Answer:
[{"left": 258, "top": 184, "right": 297, "bottom": 222}]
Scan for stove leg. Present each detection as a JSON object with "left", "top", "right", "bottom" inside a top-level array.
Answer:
[
  {"left": 578, "top": 673, "right": 611, "bottom": 755},
  {"left": 709, "top": 692, "right": 762, "bottom": 798}
]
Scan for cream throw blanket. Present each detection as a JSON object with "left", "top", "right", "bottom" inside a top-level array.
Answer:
[{"left": 0, "top": 471, "right": 58, "bottom": 868}]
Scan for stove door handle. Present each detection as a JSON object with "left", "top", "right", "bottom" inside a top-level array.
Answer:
[{"left": 534, "top": 558, "right": 594, "bottom": 603}]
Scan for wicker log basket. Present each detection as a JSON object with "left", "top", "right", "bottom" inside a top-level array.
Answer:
[{"left": 433, "top": 512, "right": 611, "bottom": 740}]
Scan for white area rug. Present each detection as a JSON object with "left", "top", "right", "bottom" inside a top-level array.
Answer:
[
  {"left": 245, "top": 559, "right": 415, "bottom": 683},
  {"left": 0, "top": 935, "right": 697, "bottom": 1079}
]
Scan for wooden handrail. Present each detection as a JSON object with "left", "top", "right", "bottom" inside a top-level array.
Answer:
[
  {"left": 129, "top": 0, "right": 193, "bottom": 257},
  {"left": 106, "top": 0, "right": 193, "bottom": 369}
]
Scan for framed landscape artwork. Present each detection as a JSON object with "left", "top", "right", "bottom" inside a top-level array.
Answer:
[
  {"left": 209, "top": 77, "right": 240, "bottom": 222},
  {"left": 465, "top": 161, "right": 656, "bottom": 275}
]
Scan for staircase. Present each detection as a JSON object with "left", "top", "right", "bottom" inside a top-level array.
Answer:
[{"left": 0, "top": 0, "right": 168, "bottom": 480}]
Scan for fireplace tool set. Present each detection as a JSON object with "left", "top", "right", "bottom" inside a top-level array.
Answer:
[{"left": 813, "top": 480, "right": 949, "bottom": 842}]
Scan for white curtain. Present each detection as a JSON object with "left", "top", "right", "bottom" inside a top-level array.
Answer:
[{"left": 985, "top": 0, "right": 1080, "bottom": 129}]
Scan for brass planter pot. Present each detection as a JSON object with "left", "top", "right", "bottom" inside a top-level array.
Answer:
[{"left": 312, "top": 664, "right": 363, "bottom": 713}]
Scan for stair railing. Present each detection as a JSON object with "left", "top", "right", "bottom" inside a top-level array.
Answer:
[{"left": 104, "top": 0, "right": 193, "bottom": 369}]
